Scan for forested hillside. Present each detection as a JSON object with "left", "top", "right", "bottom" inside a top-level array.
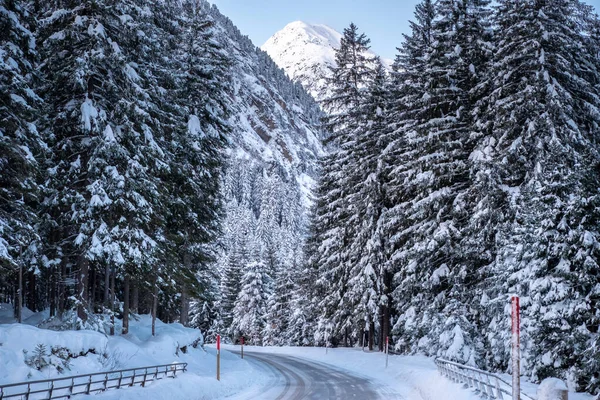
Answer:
[
  {"left": 296, "top": 0, "right": 600, "bottom": 394},
  {"left": 0, "top": 0, "right": 323, "bottom": 340}
]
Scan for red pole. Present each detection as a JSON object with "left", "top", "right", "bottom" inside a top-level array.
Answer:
[
  {"left": 511, "top": 297, "right": 520, "bottom": 400},
  {"left": 216, "top": 334, "right": 221, "bottom": 381}
]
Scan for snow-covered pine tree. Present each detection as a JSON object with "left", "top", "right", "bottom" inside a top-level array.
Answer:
[
  {"left": 343, "top": 59, "right": 391, "bottom": 350},
  {"left": 0, "top": 0, "right": 44, "bottom": 310},
  {"left": 385, "top": 0, "right": 491, "bottom": 362},
  {"left": 482, "top": 0, "right": 600, "bottom": 390},
  {"left": 231, "top": 260, "right": 269, "bottom": 345},
  {"left": 309, "top": 23, "right": 377, "bottom": 346},
  {"left": 264, "top": 259, "right": 295, "bottom": 346},
  {"left": 38, "top": 0, "right": 166, "bottom": 324},
  {"left": 159, "top": 0, "right": 230, "bottom": 326}
]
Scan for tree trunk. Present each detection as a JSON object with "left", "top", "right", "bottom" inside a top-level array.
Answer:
[
  {"left": 132, "top": 279, "right": 139, "bottom": 314},
  {"left": 382, "top": 270, "right": 392, "bottom": 350},
  {"left": 152, "top": 275, "right": 158, "bottom": 336},
  {"left": 90, "top": 265, "right": 96, "bottom": 311},
  {"left": 344, "top": 326, "right": 348, "bottom": 347},
  {"left": 17, "top": 252, "right": 23, "bottom": 323},
  {"left": 77, "top": 255, "right": 89, "bottom": 322},
  {"left": 123, "top": 274, "right": 130, "bottom": 335},
  {"left": 27, "top": 269, "right": 36, "bottom": 311},
  {"left": 180, "top": 284, "right": 189, "bottom": 326},
  {"left": 58, "top": 257, "right": 67, "bottom": 318},
  {"left": 110, "top": 267, "right": 115, "bottom": 335},
  {"left": 378, "top": 306, "right": 384, "bottom": 352},
  {"left": 49, "top": 265, "right": 56, "bottom": 317},
  {"left": 369, "top": 319, "right": 375, "bottom": 351},
  {"left": 103, "top": 264, "right": 110, "bottom": 308}
]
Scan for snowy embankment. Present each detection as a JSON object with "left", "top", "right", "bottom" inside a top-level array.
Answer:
[{"left": 0, "top": 306, "right": 266, "bottom": 400}]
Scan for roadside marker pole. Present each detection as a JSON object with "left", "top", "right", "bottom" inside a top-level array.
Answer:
[
  {"left": 217, "top": 334, "right": 221, "bottom": 381},
  {"left": 511, "top": 296, "right": 520, "bottom": 400},
  {"left": 385, "top": 336, "right": 389, "bottom": 368},
  {"left": 241, "top": 336, "right": 244, "bottom": 359}
]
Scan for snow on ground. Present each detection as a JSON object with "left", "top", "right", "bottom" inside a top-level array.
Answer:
[
  {"left": 0, "top": 303, "right": 594, "bottom": 400},
  {"left": 0, "top": 307, "right": 267, "bottom": 400}
]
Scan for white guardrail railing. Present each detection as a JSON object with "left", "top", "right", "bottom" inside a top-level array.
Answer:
[
  {"left": 436, "top": 358, "right": 535, "bottom": 400},
  {"left": 0, "top": 362, "right": 187, "bottom": 400}
]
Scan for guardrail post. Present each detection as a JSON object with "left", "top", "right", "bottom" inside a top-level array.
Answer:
[
  {"left": 117, "top": 372, "right": 122, "bottom": 389},
  {"left": 130, "top": 372, "right": 136, "bottom": 387},
  {"left": 496, "top": 376, "right": 504, "bottom": 400},
  {"left": 69, "top": 378, "right": 74, "bottom": 395},
  {"left": 25, "top": 383, "right": 30, "bottom": 400},
  {"left": 48, "top": 381, "right": 55, "bottom": 398},
  {"left": 142, "top": 369, "right": 147, "bottom": 387},
  {"left": 86, "top": 375, "right": 92, "bottom": 394},
  {"left": 103, "top": 373, "right": 108, "bottom": 391}
]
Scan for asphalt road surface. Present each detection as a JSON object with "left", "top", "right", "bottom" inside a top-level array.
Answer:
[{"left": 229, "top": 351, "right": 401, "bottom": 400}]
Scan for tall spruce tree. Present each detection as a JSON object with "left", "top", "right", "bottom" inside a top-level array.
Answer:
[
  {"left": 0, "top": 0, "right": 43, "bottom": 312},
  {"left": 482, "top": 0, "right": 600, "bottom": 390}
]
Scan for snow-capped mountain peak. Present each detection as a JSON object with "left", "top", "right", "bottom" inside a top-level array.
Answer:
[{"left": 262, "top": 21, "right": 390, "bottom": 102}]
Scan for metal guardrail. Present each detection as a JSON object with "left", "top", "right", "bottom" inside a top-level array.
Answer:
[
  {"left": 436, "top": 358, "right": 535, "bottom": 400},
  {"left": 0, "top": 362, "right": 188, "bottom": 400}
]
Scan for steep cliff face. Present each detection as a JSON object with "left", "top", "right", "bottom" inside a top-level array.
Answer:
[{"left": 201, "top": 8, "right": 324, "bottom": 203}]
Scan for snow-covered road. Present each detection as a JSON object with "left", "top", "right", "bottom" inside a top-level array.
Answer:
[{"left": 227, "top": 350, "right": 399, "bottom": 399}]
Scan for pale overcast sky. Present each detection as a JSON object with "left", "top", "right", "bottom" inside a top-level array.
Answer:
[{"left": 209, "top": 0, "right": 600, "bottom": 60}]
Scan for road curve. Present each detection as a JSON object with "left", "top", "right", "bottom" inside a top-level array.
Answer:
[{"left": 228, "top": 351, "right": 397, "bottom": 400}]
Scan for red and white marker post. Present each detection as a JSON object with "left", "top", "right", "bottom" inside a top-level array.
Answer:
[
  {"left": 385, "top": 336, "right": 389, "bottom": 368},
  {"left": 241, "top": 336, "right": 244, "bottom": 359},
  {"left": 216, "top": 334, "right": 221, "bottom": 381},
  {"left": 511, "top": 296, "right": 520, "bottom": 400}
]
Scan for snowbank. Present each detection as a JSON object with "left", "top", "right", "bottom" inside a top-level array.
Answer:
[{"left": 0, "top": 314, "right": 268, "bottom": 400}]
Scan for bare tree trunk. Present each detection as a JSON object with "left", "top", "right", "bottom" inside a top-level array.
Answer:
[
  {"left": 103, "top": 264, "right": 110, "bottom": 308},
  {"left": 152, "top": 275, "right": 158, "bottom": 336},
  {"left": 49, "top": 265, "right": 56, "bottom": 317},
  {"left": 90, "top": 265, "right": 96, "bottom": 311},
  {"left": 378, "top": 306, "right": 384, "bottom": 352},
  {"left": 123, "top": 274, "right": 130, "bottom": 335},
  {"left": 17, "top": 248, "right": 23, "bottom": 323},
  {"left": 58, "top": 258, "right": 66, "bottom": 318},
  {"left": 382, "top": 270, "right": 392, "bottom": 350},
  {"left": 110, "top": 267, "right": 115, "bottom": 335},
  {"left": 27, "top": 269, "right": 36, "bottom": 311},
  {"left": 77, "top": 255, "right": 89, "bottom": 322},
  {"left": 344, "top": 327, "right": 348, "bottom": 347},
  {"left": 180, "top": 284, "right": 189, "bottom": 326},
  {"left": 369, "top": 319, "right": 375, "bottom": 351},
  {"left": 132, "top": 279, "right": 139, "bottom": 314}
]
